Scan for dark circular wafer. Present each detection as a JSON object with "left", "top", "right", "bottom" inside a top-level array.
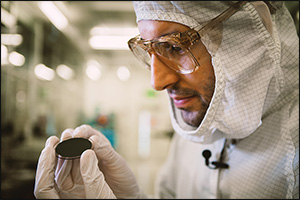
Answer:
[{"left": 55, "top": 137, "right": 92, "bottom": 159}]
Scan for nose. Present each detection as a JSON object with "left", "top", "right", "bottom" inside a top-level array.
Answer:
[{"left": 151, "top": 54, "right": 180, "bottom": 91}]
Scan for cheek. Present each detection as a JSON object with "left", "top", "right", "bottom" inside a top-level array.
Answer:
[
  {"left": 184, "top": 63, "right": 215, "bottom": 99},
  {"left": 189, "top": 57, "right": 215, "bottom": 84},
  {"left": 184, "top": 41, "right": 216, "bottom": 96},
  {"left": 202, "top": 63, "right": 216, "bottom": 89},
  {"left": 194, "top": 51, "right": 216, "bottom": 93},
  {"left": 192, "top": 41, "right": 214, "bottom": 72}
]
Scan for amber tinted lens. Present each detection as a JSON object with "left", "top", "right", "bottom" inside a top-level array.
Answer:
[
  {"left": 153, "top": 41, "right": 197, "bottom": 73},
  {"left": 129, "top": 42, "right": 151, "bottom": 69},
  {"left": 129, "top": 39, "right": 197, "bottom": 74}
]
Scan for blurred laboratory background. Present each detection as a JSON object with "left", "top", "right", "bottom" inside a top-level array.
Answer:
[{"left": 1, "top": 1, "right": 299, "bottom": 199}]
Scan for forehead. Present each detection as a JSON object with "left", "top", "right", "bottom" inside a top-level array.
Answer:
[{"left": 137, "top": 20, "right": 191, "bottom": 40}]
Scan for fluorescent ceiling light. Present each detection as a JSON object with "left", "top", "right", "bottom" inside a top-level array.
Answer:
[
  {"left": 38, "top": 1, "right": 68, "bottom": 30},
  {"left": 86, "top": 60, "right": 101, "bottom": 81},
  {"left": 1, "top": 44, "right": 8, "bottom": 65},
  {"left": 90, "top": 27, "right": 139, "bottom": 36},
  {"left": 1, "top": 8, "right": 16, "bottom": 28},
  {"left": 117, "top": 66, "right": 131, "bottom": 81},
  {"left": 34, "top": 64, "right": 55, "bottom": 81},
  {"left": 56, "top": 64, "right": 74, "bottom": 80},
  {"left": 89, "top": 27, "right": 138, "bottom": 50},
  {"left": 1, "top": 44, "right": 8, "bottom": 59},
  {"left": 8, "top": 51, "right": 25, "bottom": 66},
  {"left": 89, "top": 35, "right": 131, "bottom": 50},
  {"left": 1, "top": 34, "right": 23, "bottom": 46}
]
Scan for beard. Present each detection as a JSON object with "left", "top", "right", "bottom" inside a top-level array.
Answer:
[
  {"left": 179, "top": 101, "right": 208, "bottom": 127},
  {"left": 168, "top": 80, "right": 214, "bottom": 128}
]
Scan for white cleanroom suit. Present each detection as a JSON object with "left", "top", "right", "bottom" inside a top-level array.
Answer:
[
  {"left": 133, "top": 1, "right": 299, "bottom": 199},
  {"left": 34, "top": 1, "right": 299, "bottom": 199}
]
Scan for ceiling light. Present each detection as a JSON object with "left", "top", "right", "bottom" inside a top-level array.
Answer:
[
  {"left": 38, "top": 1, "right": 68, "bottom": 30},
  {"left": 89, "top": 27, "right": 139, "bottom": 50},
  {"left": 117, "top": 66, "right": 131, "bottom": 81},
  {"left": 1, "top": 44, "right": 8, "bottom": 58},
  {"left": 86, "top": 60, "right": 101, "bottom": 81},
  {"left": 89, "top": 35, "right": 131, "bottom": 50},
  {"left": 8, "top": 51, "right": 25, "bottom": 66},
  {"left": 1, "top": 34, "right": 23, "bottom": 46},
  {"left": 34, "top": 64, "right": 55, "bottom": 81},
  {"left": 1, "top": 7, "right": 16, "bottom": 28},
  {"left": 56, "top": 64, "right": 74, "bottom": 80},
  {"left": 1, "top": 44, "right": 8, "bottom": 65},
  {"left": 90, "top": 27, "right": 139, "bottom": 36}
]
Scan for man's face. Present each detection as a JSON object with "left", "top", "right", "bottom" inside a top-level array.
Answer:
[{"left": 138, "top": 20, "right": 215, "bottom": 127}]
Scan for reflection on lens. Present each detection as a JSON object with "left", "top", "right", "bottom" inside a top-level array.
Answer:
[
  {"left": 132, "top": 43, "right": 151, "bottom": 69},
  {"left": 154, "top": 42, "right": 196, "bottom": 73},
  {"left": 131, "top": 39, "right": 197, "bottom": 74}
]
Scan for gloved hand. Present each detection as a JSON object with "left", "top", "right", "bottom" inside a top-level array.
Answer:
[
  {"left": 34, "top": 125, "right": 145, "bottom": 199},
  {"left": 71, "top": 124, "right": 145, "bottom": 199},
  {"left": 34, "top": 128, "right": 116, "bottom": 199}
]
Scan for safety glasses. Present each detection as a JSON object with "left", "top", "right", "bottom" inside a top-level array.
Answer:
[{"left": 128, "top": 1, "right": 247, "bottom": 74}]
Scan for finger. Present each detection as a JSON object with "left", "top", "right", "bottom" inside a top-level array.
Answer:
[
  {"left": 56, "top": 128, "right": 74, "bottom": 170},
  {"left": 72, "top": 125, "right": 115, "bottom": 161},
  {"left": 60, "top": 128, "right": 74, "bottom": 141},
  {"left": 71, "top": 159, "right": 83, "bottom": 185},
  {"left": 80, "top": 150, "right": 117, "bottom": 199},
  {"left": 55, "top": 128, "right": 74, "bottom": 191},
  {"left": 69, "top": 126, "right": 97, "bottom": 185},
  {"left": 55, "top": 159, "right": 73, "bottom": 191},
  {"left": 73, "top": 124, "right": 110, "bottom": 145},
  {"left": 60, "top": 133, "right": 85, "bottom": 185},
  {"left": 34, "top": 136, "right": 60, "bottom": 199},
  {"left": 45, "top": 135, "right": 60, "bottom": 147}
]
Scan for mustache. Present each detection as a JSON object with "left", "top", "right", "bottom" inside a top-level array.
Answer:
[{"left": 167, "top": 84, "right": 199, "bottom": 97}]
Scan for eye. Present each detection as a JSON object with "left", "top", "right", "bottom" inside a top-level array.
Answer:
[
  {"left": 172, "top": 45, "right": 184, "bottom": 53},
  {"left": 156, "top": 42, "right": 185, "bottom": 56}
]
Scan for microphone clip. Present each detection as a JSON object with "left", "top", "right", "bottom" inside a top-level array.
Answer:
[{"left": 202, "top": 149, "right": 229, "bottom": 169}]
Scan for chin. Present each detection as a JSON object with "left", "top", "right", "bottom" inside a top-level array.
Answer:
[{"left": 180, "top": 109, "right": 205, "bottom": 127}]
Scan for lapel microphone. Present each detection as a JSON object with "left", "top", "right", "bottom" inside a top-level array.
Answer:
[{"left": 202, "top": 149, "right": 229, "bottom": 169}]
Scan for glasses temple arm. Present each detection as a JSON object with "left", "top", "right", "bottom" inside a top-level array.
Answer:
[{"left": 198, "top": 1, "right": 247, "bottom": 37}]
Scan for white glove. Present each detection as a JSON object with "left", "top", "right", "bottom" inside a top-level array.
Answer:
[
  {"left": 71, "top": 124, "right": 145, "bottom": 199},
  {"left": 34, "top": 128, "right": 117, "bottom": 199}
]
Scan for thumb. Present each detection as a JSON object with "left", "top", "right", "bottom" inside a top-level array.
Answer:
[
  {"left": 34, "top": 136, "right": 60, "bottom": 199},
  {"left": 80, "top": 150, "right": 117, "bottom": 199}
]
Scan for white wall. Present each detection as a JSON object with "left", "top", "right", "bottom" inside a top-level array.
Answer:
[{"left": 82, "top": 63, "right": 173, "bottom": 196}]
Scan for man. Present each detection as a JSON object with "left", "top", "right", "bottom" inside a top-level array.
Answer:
[{"left": 34, "top": 1, "right": 299, "bottom": 199}]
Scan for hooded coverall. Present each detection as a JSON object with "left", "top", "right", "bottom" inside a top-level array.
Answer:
[{"left": 133, "top": 1, "right": 299, "bottom": 198}]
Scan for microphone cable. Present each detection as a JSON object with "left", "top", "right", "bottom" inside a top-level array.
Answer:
[{"left": 202, "top": 139, "right": 229, "bottom": 169}]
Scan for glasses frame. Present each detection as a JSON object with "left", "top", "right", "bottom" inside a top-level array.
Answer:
[
  {"left": 128, "top": 29, "right": 201, "bottom": 74},
  {"left": 128, "top": 1, "right": 247, "bottom": 74}
]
